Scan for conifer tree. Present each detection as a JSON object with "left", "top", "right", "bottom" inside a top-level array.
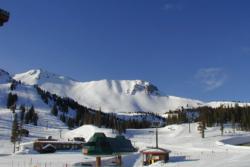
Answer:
[
  {"left": 32, "top": 112, "right": 38, "bottom": 126},
  {"left": 220, "top": 122, "right": 224, "bottom": 136},
  {"left": 11, "top": 114, "right": 19, "bottom": 153},
  {"left": 95, "top": 108, "right": 102, "bottom": 128},
  {"left": 51, "top": 104, "right": 58, "bottom": 116},
  {"left": 10, "top": 80, "right": 17, "bottom": 90},
  {"left": 198, "top": 111, "right": 206, "bottom": 138},
  {"left": 6, "top": 93, "right": 18, "bottom": 109},
  {"left": 20, "top": 105, "right": 25, "bottom": 123}
]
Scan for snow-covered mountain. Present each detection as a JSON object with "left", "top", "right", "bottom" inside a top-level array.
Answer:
[
  {"left": 13, "top": 69, "right": 204, "bottom": 114},
  {"left": 0, "top": 68, "right": 65, "bottom": 129}
]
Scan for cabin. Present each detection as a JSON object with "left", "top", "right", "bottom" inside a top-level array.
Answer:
[
  {"left": 34, "top": 138, "right": 84, "bottom": 153},
  {"left": 83, "top": 133, "right": 137, "bottom": 167},
  {"left": 140, "top": 126, "right": 171, "bottom": 166},
  {"left": 141, "top": 147, "right": 171, "bottom": 165},
  {"left": 0, "top": 8, "right": 9, "bottom": 26}
]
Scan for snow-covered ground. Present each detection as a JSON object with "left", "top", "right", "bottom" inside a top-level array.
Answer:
[{"left": 1, "top": 105, "right": 250, "bottom": 167}]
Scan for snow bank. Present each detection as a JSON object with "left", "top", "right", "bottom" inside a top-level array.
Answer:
[{"left": 64, "top": 125, "right": 116, "bottom": 141}]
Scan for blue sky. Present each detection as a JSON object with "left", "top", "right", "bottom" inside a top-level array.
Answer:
[{"left": 1, "top": 0, "right": 250, "bottom": 101}]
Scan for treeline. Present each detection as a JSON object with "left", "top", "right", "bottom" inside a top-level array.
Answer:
[
  {"left": 35, "top": 85, "right": 159, "bottom": 133},
  {"left": 13, "top": 104, "right": 39, "bottom": 126},
  {"left": 130, "top": 111, "right": 166, "bottom": 124},
  {"left": 167, "top": 105, "right": 250, "bottom": 138},
  {"left": 197, "top": 105, "right": 250, "bottom": 135}
]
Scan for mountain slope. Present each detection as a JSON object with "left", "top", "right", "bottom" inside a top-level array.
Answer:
[
  {"left": 0, "top": 69, "right": 11, "bottom": 84},
  {"left": 13, "top": 69, "right": 204, "bottom": 114}
]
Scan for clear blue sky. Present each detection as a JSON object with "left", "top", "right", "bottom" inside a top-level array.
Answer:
[{"left": 1, "top": 0, "right": 250, "bottom": 101}]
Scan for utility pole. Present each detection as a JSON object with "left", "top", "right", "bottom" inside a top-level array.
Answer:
[
  {"left": 46, "top": 120, "right": 48, "bottom": 130},
  {"left": 189, "top": 121, "right": 191, "bottom": 133},
  {"left": 156, "top": 126, "right": 158, "bottom": 148},
  {"left": 154, "top": 122, "right": 159, "bottom": 148},
  {"left": 59, "top": 129, "right": 62, "bottom": 139}
]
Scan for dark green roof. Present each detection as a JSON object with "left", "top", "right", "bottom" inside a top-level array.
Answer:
[{"left": 83, "top": 133, "right": 136, "bottom": 156}]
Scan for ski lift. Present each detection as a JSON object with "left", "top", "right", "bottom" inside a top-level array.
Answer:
[{"left": 0, "top": 8, "right": 10, "bottom": 26}]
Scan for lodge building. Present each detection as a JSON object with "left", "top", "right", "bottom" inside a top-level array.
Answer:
[{"left": 33, "top": 138, "right": 84, "bottom": 153}]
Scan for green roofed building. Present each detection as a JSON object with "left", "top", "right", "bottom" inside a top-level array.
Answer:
[{"left": 83, "top": 133, "right": 137, "bottom": 156}]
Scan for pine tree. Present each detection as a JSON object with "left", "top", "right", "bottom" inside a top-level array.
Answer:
[
  {"left": 6, "top": 93, "right": 18, "bottom": 109},
  {"left": 24, "top": 111, "right": 30, "bottom": 124},
  {"left": 32, "top": 112, "right": 38, "bottom": 126},
  {"left": 60, "top": 114, "right": 66, "bottom": 123},
  {"left": 198, "top": 121, "right": 205, "bottom": 138},
  {"left": 95, "top": 108, "right": 102, "bottom": 128},
  {"left": 198, "top": 111, "right": 206, "bottom": 138},
  {"left": 51, "top": 104, "right": 58, "bottom": 116},
  {"left": 231, "top": 109, "right": 236, "bottom": 134},
  {"left": 10, "top": 80, "right": 17, "bottom": 90},
  {"left": 220, "top": 122, "right": 224, "bottom": 136},
  {"left": 67, "top": 117, "right": 75, "bottom": 129},
  {"left": 24, "top": 105, "right": 36, "bottom": 124},
  {"left": 20, "top": 105, "right": 25, "bottom": 123},
  {"left": 11, "top": 114, "right": 19, "bottom": 153}
]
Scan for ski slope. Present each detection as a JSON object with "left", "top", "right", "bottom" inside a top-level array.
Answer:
[{"left": 1, "top": 119, "right": 250, "bottom": 167}]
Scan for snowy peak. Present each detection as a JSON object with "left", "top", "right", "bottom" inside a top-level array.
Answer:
[
  {"left": 88, "top": 79, "right": 160, "bottom": 96},
  {"left": 128, "top": 80, "right": 160, "bottom": 96},
  {"left": 14, "top": 69, "right": 161, "bottom": 96},
  {"left": 0, "top": 69, "right": 11, "bottom": 83},
  {"left": 13, "top": 69, "right": 75, "bottom": 85}
]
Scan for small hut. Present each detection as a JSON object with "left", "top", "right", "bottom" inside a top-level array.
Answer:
[
  {"left": 141, "top": 147, "right": 171, "bottom": 165},
  {"left": 141, "top": 125, "right": 171, "bottom": 166}
]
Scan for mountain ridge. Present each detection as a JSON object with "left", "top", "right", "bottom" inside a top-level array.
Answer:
[
  {"left": 12, "top": 69, "right": 205, "bottom": 114},
  {"left": 0, "top": 68, "right": 245, "bottom": 114}
]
